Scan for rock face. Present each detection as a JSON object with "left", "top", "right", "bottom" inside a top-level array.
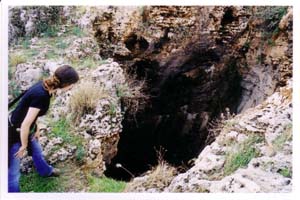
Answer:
[{"left": 165, "top": 80, "right": 292, "bottom": 192}]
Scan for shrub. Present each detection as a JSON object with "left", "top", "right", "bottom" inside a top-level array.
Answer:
[{"left": 68, "top": 81, "right": 108, "bottom": 124}]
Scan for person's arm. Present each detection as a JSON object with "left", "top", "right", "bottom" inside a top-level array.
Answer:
[{"left": 14, "top": 107, "right": 40, "bottom": 158}]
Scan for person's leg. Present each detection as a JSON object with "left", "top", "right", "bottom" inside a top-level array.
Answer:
[
  {"left": 8, "top": 143, "right": 21, "bottom": 192},
  {"left": 30, "top": 136, "right": 53, "bottom": 176}
]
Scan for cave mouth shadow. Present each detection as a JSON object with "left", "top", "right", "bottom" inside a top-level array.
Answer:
[{"left": 105, "top": 58, "right": 242, "bottom": 182}]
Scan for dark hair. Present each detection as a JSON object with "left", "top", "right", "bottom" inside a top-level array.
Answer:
[{"left": 44, "top": 65, "right": 79, "bottom": 90}]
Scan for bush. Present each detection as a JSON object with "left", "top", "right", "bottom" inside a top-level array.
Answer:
[{"left": 68, "top": 81, "right": 108, "bottom": 124}]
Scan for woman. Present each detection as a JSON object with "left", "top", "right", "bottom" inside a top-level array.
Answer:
[{"left": 8, "top": 65, "right": 79, "bottom": 192}]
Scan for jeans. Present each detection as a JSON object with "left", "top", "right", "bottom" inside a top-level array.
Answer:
[{"left": 8, "top": 135, "right": 53, "bottom": 192}]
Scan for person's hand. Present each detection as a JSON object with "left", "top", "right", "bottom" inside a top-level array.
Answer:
[
  {"left": 32, "top": 129, "right": 40, "bottom": 141},
  {"left": 14, "top": 146, "right": 27, "bottom": 158}
]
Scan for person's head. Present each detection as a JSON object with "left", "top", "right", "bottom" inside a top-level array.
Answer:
[{"left": 43, "top": 65, "right": 79, "bottom": 91}]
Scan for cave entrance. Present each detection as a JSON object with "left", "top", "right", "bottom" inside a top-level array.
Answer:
[{"left": 105, "top": 57, "right": 242, "bottom": 182}]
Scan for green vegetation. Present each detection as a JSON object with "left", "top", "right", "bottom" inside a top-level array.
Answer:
[
  {"left": 278, "top": 167, "right": 292, "bottom": 178},
  {"left": 75, "top": 145, "right": 86, "bottom": 164},
  {"left": 72, "top": 26, "right": 85, "bottom": 37},
  {"left": 87, "top": 175, "right": 126, "bottom": 192},
  {"left": 224, "top": 134, "right": 263, "bottom": 175},
  {"left": 49, "top": 118, "right": 83, "bottom": 146},
  {"left": 20, "top": 171, "right": 61, "bottom": 192}
]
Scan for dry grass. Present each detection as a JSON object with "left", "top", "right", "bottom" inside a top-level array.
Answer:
[
  {"left": 68, "top": 81, "right": 108, "bottom": 124},
  {"left": 125, "top": 149, "right": 177, "bottom": 192},
  {"left": 9, "top": 53, "right": 27, "bottom": 67},
  {"left": 116, "top": 71, "right": 149, "bottom": 122}
]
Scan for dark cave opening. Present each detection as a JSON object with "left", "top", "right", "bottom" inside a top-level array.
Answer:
[{"left": 105, "top": 56, "right": 243, "bottom": 182}]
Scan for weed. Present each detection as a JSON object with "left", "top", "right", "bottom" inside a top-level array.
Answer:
[
  {"left": 87, "top": 175, "right": 126, "bottom": 192},
  {"left": 223, "top": 134, "right": 263, "bottom": 176}
]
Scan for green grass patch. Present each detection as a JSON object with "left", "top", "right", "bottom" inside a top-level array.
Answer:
[
  {"left": 87, "top": 175, "right": 126, "bottom": 192},
  {"left": 49, "top": 118, "right": 83, "bottom": 146},
  {"left": 20, "top": 171, "right": 61, "bottom": 192},
  {"left": 224, "top": 134, "right": 263, "bottom": 176}
]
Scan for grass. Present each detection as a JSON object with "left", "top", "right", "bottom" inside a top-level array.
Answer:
[
  {"left": 20, "top": 171, "right": 61, "bottom": 192},
  {"left": 125, "top": 148, "right": 177, "bottom": 192},
  {"left": 49, "top": 118, "right": 83, "bottom": 147},
  {"left": 87, "top": 175, "right": 126, "bottom": 192},
  {"left": 223, "top": 134, "right": 263, "bottom": 176}
]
